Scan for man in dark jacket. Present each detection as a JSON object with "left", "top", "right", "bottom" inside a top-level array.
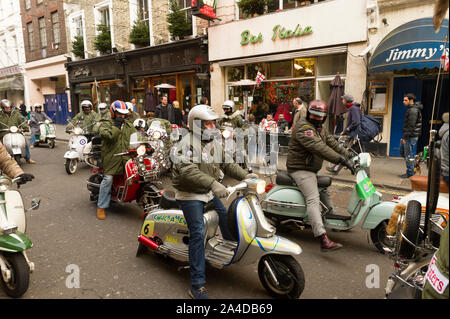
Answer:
[
  {"left": 19, "top": 100, "right": 27, "bottom": 118},
  {"left": 287, "top": 100, "right": 353, "bottom": 252},
  {"left": 154, "top": 95, "right": 175, "bottom": 124},
  {"left": 341, "top": 94, "right": 362, "bottom": 139},
  {"left": 399, "top": 93, "right": 423, "bottom": 178}
]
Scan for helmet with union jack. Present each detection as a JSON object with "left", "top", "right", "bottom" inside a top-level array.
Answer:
[
  {"left": 110, "top": 100, "right": 129, "bottom": 117},
  {"left": 307, "top": 100, "right": 328, "bottom": 118}
]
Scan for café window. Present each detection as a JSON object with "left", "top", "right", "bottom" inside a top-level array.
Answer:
[
  {"left": 269, "top": 60, "right": 292, "bottom": 79},
  {"left": 293, "top": 58, "right": 316, "bottom": 78},
  {"left": 316, "top": 54, "right": 346, "bottom": 76},
  {"left": 227, "top": 66, "right": 245, "bottom": 82}
]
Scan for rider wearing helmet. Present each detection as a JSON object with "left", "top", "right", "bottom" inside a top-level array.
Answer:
[
  {"left": 96, "top": 100, "right": 137, "bottom": 220},
  {"left": 286, "top": 100, "right": 354, "bottom": 252},
  {"left": 217, "top": 100, "right": 246, "bottom": 129},
  {"left": 29, "top": 103, "right": 52, "bottom": 148},
  {"left": 0, "top": 99, "right": 35, "bottom": 164},
  {"left": 98, "top": 102, "right": 111, "bottom": 120},
  {"left": 126, "top": 101, "right": 140, "bottom": 123},
  {"left": 66, "top": 100, "right": 100, "bottom": 137},
  {"left": 171, "top": 104, "right": 257, "bottom": 299}
]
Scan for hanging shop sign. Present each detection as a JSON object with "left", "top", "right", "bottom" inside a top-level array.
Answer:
[
  {"left": 191, "top": 0, "right": 216, "bottom": 21},
  {"left": 240, "top": 24, "right": 313, "bottom": 45}
]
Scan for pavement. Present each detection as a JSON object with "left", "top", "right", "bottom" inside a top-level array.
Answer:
[{"left": 52, "top": 124, "right": 420, "bottom": 193}]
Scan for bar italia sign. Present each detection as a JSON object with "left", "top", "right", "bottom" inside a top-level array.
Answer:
[{"left": 240, "top": 24, "right": 313, "bottom": 45}]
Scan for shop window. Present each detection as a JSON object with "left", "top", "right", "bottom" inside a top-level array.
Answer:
[
  {"left": 134, "top": 78, "right": 147, "bottom": 89},
  {"left": 247, "top": 63, "right": 265, "bottom": 83},
  {"left": 227, "top": 66, "right": 245, "bottom": 82},
  {"left": 269, "top": 60, "right": 292, "bottom": 79},
  {"left": 316, "top": 54, "right": 346, "bottom": 77},
  {"left": 293, "top": 58, "right": 316, "bottom": 78}
]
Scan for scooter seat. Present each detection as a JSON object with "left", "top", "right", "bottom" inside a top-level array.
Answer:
[
  {"left": 276, "top": 171, "right": 332, "bottom": 188},
  {"left": 159, "top": 191, "right": 179, "bottom": 209}
]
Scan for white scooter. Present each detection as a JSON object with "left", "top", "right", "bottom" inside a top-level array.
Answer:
[
  {"left": 34, "top": 120, "right": 56, "bottom": 149},
  {"left": 137, "top": 178, "right": 306, "bottom": 299},
  {"left": 0, "top": 121, "right": 28, "bottom": 165},
  {"left": 0, "top": 175, "right": 40, "bottom": 298},
  {"left": 64, "top": 122, "right": 95, "bottom": 174}
]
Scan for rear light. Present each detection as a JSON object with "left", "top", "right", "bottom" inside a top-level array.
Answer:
[{"left": 265, "top": 183, "right": 275, "bottom": 193}]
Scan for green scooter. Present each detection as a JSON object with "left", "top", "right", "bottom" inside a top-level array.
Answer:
[{"left": 262, "top": 153, "right": 396, "bottom": 253}]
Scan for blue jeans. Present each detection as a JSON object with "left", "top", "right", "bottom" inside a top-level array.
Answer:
[
  {"left": 24, "top": 141, "right": 31, "bottom": 160},
  {"left": 399, "top": 137, "right": 418, "bottom": 177},
  {"left": 97, "top": 175, "right": 113, "bottom": 209},
  {"left": 30, "top": 134, "right": 36, "bottom": 146},
  {"left": 444, "top": 175, "right": 449, "bottom": 187},
  {"left": 177, "top": 197, "right": 233, "bottom": 288}
]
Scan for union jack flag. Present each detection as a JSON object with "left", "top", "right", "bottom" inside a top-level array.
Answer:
[{"left": 255, "top": 71, "right": 265, "bottom": 86}]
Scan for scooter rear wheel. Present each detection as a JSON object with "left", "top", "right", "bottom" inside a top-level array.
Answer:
[
  {"left": 0, "top": 253, "right": 30, "bottom": 298},
  {"left": 65, "top": 159, "right": 78, "bottom": 174},
  {"left": 258, "top": 254, "right": 305, "bottom": 299},
  {"left": 49, "top": 139, "right": 55, "bottom": 149}
]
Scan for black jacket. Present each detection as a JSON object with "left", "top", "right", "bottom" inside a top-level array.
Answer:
[
  {"left": 155, "top": 103, "right": 175, "bottom": 124},
  {"left": 403, "top": 102, "right": 423, "bottom": 139}
]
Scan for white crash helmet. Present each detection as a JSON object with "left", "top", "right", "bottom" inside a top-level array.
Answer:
[
  {"left": 98, "top": 102, "right": 108, "bottom": 110},
  {"left": 80, "top": 100, "right": 93, "bottom": 109},
  {"left": 188, "top": 104, "right": 219, "bottom": 130},
  {"left": 1, "top": 99, "right": 10, "bottom": 108},
  {"left": 222, "top": 100, "right": 235, "bottom": 111},
  {"left": 125, "top": 102, "right": 134, "bottom": 111},
  {"left": 34, "top": 103, "right": 42, "bottom": 110},
  {"left": 133, "top": 118, "right": 146, "bottom": 130}
]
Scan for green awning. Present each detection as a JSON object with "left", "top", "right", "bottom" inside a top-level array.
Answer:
[{"left": 0, "top": 76, "right": 24, "bottom": 91}]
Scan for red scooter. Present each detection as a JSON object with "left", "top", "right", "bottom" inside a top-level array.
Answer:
[{"left": 86, "top": 133, "right": 163, "bottom": 213}]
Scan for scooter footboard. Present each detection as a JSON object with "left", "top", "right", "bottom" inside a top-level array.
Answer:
[{"left": 235, "top": 235, "right": 302, "bottom": 266}]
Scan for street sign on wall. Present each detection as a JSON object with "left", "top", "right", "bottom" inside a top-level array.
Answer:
[{"left": 191, "top": 0, "right": 216, "bottom": 20}]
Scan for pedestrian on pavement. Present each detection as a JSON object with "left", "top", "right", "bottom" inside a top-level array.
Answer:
[
  {"left": 286, "top": 100, "right": 354, "bottom": 252},
  {"left": 171, "top": 104, "right": 257, "bottom": 299},
  {"left": 200, "top": 96, "right": 208, "bottom": 105},
  {"left": 340, "top": 94, "right": 362, "bottom": 139},
  {"left": 66, "top": 100, "right": 100, "bottom": 139},
  {"left": 291, "top": 97, "right": 307, "bottom": 130},
  {"left": 19, "top": 100, "right": 27, "bottom": 118},
  {"left": 0, "top": 140, "right": 35, "bottom": 184},
  {"left": 130, "top": 96, "right": 137, "bottom": 112},
  {"left": 172, "top": 100, "right": 183, "bottom": 127},
  {"left": 439, "top": 112, "right": 449, "bottom": 186},
  {"left": 154, "top": 95, "right": 175, "bottom": 124},
  {"left": 96, "top": 101, "right": 137, "bottom": 220},
  {"left": 399, "top": 93, "right": 423, "bottom": 178},
  {"left": 29, "top": 103, "right": 52, "bottom": 148},
  {"left": 0, "top": 99, "right": 35, "bottom": 164},
  {"left": 277, "top": 113, "right": 289, "bottom": 133}
]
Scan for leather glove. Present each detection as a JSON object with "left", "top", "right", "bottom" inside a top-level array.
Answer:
[
  {"left": 114, "top": 117, "right": 125, "bottom": 128},
  {"left": 65, "top": 127, "right": 71, "bottom": 133},
  {"left": 339, "top": 156, "right": 355, "bottom": 175},
  {"left": 210, "top": 181, "right": 229, "bottom": 199},
  {"left": 16, "top": 173, "right": 35, "bottom": 185},
  {"left": 245, "top": 173, "right": 259, "bottom": 180}
]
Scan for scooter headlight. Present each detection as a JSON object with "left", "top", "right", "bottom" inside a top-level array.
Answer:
[
  {"left": 358, "top": 153, "right": 372, "bottom": 168},
  {"left": 222, "top": 130, "right": 232, "bottom": 139},
  {"left": 255, "top": 180, "right": 266, "bottom": 194},
  {"left": 137, "top": 145, "right": 146, "bottom": 156},
  {"left": 0, "top": 176, "right": 12, "bottom": 191},
  {"left": 73, "top": 127, "right": 83, "bottom": 135},
  {"left": 45, "top": 120, "right": 50, "bottom": 124},
  {"left": 152, "top": 131, "right": 162, "bottom": 140},
  {"left": 10, "top": 126, "right": 18, "bottom": 133}
]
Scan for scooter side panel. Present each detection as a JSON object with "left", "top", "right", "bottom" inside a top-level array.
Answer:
[
  {"left": 4, "top": 190, "right": 26, "bottom": 233},
  {"left": 263, "top": 186, "right": 307, "bottom": 218},
  {"left": 0, "top": 232, "right": 32, "bottom": 252},
  {"left": 361, "top": 200, "right": 397, "bottom": 229}
]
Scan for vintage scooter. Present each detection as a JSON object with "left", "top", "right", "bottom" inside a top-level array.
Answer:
[
  {"left": 0, "top": 175, "right": 40, "bottom": 298},
  {"left": 86, "top": 133, "right": 163, "bottom": 212},
  {"left": 34, "top": 120, "right": 56, "bottom": 149},
  {"left": 0, "top": 121, "right": 29, "bottom": 165},
  {"left": 64, "top": 121, "right": 96, "bottom": 174},
  {"left": 136, "top": 178, "right": 306, "bottom": 299},
  {"left": 262, "top": 153, "right": 397, "bottom": 253}
]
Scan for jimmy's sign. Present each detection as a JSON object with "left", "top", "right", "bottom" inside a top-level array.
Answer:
[{"left": 240, "top": 24, "right": 313, "bottom": 45}]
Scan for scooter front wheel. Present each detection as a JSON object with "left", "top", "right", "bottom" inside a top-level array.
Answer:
[
  {"left": 258, "top": 254, "right": 305, "bottom": 299},
  {"left": 0, "top": 253, "right": 30, "bottom": 298},
  {"left": 48, "top": 139, "right": 55, "bottom": 149},
  {"left": 65, "top": 159, "right": 78, "bottom": 174}
]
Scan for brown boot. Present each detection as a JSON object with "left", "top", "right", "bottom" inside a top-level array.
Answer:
[
  {"left": 318, "top": 233, "right": 343, "bottom": 252},
  {"left": 97, "top": 208, "right": 106, "bottom": 220},
  {"left": 26, "top": 159, "right": 36, "bottom": 164}
]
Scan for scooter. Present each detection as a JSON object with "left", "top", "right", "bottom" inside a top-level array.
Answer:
[
  {"left": 0, "top": 175, "right": 40, "bottom": 298},
  {"left": 1, "top": 121, "right": 29, "bottom": 165},
  {"left": 262, "top": 153, "right": 397, "bottom": 253},
  {"left": 64, "top": 122, "right": 95, "bottom": 175},
  {"left": 34, "top": 120, "right": 56, "bottom": 149},
  {"left": 136, "top": 178, "right": 306, "bottom": 299},
  {"left": 86, "top": 133, "right": 163, "bottom": 212}
]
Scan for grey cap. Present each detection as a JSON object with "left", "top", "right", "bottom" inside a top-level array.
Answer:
[{"left": 341, "top": 94, "right": 354, "bottom": 103}]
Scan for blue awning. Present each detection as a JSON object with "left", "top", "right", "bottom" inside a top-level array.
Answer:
[{"left": 369, "top": 18, "right": 448, "bottom": 73}]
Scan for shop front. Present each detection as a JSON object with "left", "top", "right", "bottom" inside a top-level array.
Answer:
[
  {"left": 66, "top": 36, "right": 209, "bottom": 117},
  {"left": 208, "top": 0, "right": 368, "bottom": 126},
  {"left": 0, "top": 65, "right": 25, "bottom": 107},
  {"left": 369, "top": 18, "right": 449, "bottom": 156}
]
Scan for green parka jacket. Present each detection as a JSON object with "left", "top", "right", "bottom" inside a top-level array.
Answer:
[
  {"left": 0, "top": 110, "right": 29, "bottom": 140},
  {"left": 286, "top": 117, "right": 351, "bottom": 173},
  {"left": 217, "top": 111, "right": 247, "bottom": 130},
  {"left": 171, "top": 132, "right": 247, "bottom": 194},
  {"left": 66, "top": 111, "right": 100, "bottom": 135},
  {"left": 99, "top": 119, "right": 137, "bottom": 175}
]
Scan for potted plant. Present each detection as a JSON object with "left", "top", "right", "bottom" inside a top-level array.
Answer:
[
  {"left": 167, "top": 0, "right": 192, "bottom": 40},
  {"left": 93, "top": 24, "right": 111, "bottom": 55},
  {"left": 72, "top": 35, "right": 84, "bottom": 58},
  {"left": 238, "top": 0, "right": 267, "bottom": 17},
  {"left": 129, "top": 19, "right": 150, "bottom": 48}
]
